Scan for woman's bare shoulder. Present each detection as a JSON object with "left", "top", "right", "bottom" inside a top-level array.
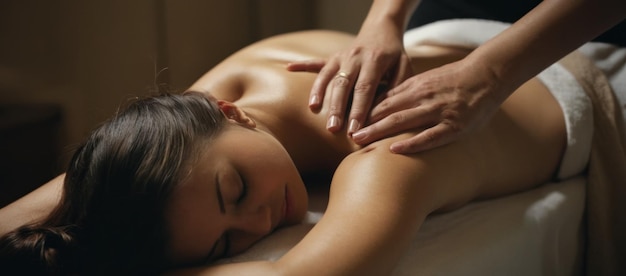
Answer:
[
  {"left": 330, "top": 133, "right": 438, "bottom": 209},
  {"left": 226, "top": 30, "right": 355, "bottom": 68},
  {"left": 188, "top": 30, "right": 354, "bottom": 99},
  {"left": 251, "top": 30, "right": 354, "bottom": 54}
]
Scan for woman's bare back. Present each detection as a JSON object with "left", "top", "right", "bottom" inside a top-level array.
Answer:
[{"left": 188, "top": 30, "right": 493, "bottom": 175}]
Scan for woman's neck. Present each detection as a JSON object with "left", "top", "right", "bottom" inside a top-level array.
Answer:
[{"left": 241, "top": 102, "right": 357, "bottom": 174}]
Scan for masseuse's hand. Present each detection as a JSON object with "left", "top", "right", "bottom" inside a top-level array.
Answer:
[
  {"left": 287, "top": 24, "right": 413, "bottom": 135},
  {"left": 352, "top": 57, "right": 508, "bottom": 153}
]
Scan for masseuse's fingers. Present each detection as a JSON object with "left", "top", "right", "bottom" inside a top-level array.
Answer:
[
  {"left": 353, "top": 105, "right": 438, "bottom": 146},
  {"left": 286, "top": 59, "right": 333, "bottom": 110},
  {"left": 367, "top": 76, "right": 423, "bottom": 124},
  {"left": 309, "top": 60, "right": 341, "bottom": 110},
  {"left": 345, "top": 62, "right": 383, "bottom": 135},
  {"left": 286, "top": 59, "right": 326, "bottom": 73},
  {"left": 346, "top": 51, "right": 414, "bottom": 135},
  {"left": 353, "top": 58, "right": 507, "bottom": 154},
  {"left": 352, "top": 94, "right": 467, "bottom": 153},
  {"left": 326, "top": 69, "right": 356, "bottom": 132},
  {"left": 389, "top": 124, "right": 459, "bottom": 153}
]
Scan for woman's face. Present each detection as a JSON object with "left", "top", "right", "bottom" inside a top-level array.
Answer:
[{"left": 166, "top": 120, "right": 308, "bottom": 265}]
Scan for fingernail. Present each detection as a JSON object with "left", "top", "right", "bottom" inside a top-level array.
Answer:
[
  {"left": 327, "top": 115, "right": 340, "bottom": 130},
  {"left": 352, "top": 129, "right": 367, "bottom": 142},
  {"left": 348, "top": 119, "right": 360, "bottom": 135},
  {"left": 309, "top": 95, "right": 319, "bottom": 106}
]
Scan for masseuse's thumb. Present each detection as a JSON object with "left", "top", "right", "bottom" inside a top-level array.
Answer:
[{"left": 389, "top": 123, "right": 460, "bottom": 153}]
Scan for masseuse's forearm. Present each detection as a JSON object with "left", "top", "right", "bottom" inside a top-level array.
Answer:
[
  {"left": 361, "top": 0, "right": 421, "bottom": 33},
  {"left": 0, "top": 174, "right": 63, "bottom": 235},
  {"left": 468, "top": 0, "right": 626, "bottom": 99}
]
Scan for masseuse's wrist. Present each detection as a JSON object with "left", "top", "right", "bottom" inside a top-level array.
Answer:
[
  {"left": 363, "top": 0, "right": 417, "bottom": 34},
  {"left": 359, "top": 10, "right": 403, "bottom": 39},
  {"left": 463, "top": 50, "right": 517, "bottom": 105},
  {"left": 359, "top": 17, "right": 404, "bottom": 43}
]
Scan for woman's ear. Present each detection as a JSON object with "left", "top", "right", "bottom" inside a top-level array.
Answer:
[{"left": 217, "top": 100, "right": 256, "bottom": 128}]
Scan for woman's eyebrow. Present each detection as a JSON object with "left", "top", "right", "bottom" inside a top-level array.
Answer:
[{"left": 215, "top": 174, "right": 225, "bottom": 214}]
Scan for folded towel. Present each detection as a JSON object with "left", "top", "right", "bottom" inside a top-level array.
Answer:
[{"left": 559, "top": 51, "right": 626, "bottom": 276}]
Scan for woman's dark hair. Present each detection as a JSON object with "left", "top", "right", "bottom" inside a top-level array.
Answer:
[{"left": 0, "top": 92, "right": 226, "bottom": 274}]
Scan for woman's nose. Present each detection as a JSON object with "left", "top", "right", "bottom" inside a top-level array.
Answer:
[{"left": 231, "top": 205, "right": 272, "bottom": 235}]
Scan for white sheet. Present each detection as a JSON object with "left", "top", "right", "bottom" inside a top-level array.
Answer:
[{"left": 392, "top": 177, "right": 585, "bottom": 276}]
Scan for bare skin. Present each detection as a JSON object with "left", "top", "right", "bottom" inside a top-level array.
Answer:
[{"left": 0, "top": 30, "right": 566, "bottom": 275}]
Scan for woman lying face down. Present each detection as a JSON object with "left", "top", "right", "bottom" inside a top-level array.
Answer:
[
  {"left": 166, "top": 95, "right": 309, "bottom": 265},
  {"left": 0, "top": 30, "right": 567, "bottom": 275},
  {"left": 0, "top": 92, "right": 308, "bottom": 273},
  {"left": 0, "top": 94, "right": 241, "bottom": 273}
]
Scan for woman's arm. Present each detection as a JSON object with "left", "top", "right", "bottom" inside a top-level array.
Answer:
[{"left": 0, "top": 174, "right": 64, "bottom": 236}]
